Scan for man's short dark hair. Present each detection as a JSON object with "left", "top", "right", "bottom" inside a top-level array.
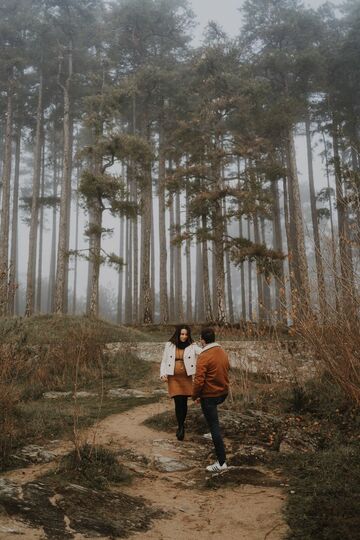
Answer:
[{"left": 201, "top": 327, "right": 215, "bottom": 344}]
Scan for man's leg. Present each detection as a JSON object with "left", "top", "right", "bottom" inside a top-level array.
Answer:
[{"left": 201, "top": 396, "right": 226, "bottom": 465}]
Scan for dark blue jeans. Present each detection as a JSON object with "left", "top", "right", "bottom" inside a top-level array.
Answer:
[{"left": 200, "top": 395, "right": 227, "bottom": 465}]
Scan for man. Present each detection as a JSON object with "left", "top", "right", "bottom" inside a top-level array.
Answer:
[{"left": 192, "top": 327, "right": 230, "bottom": 472}]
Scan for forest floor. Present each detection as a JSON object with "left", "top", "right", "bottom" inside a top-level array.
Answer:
[
  {"left": 1, "top": 316, "right": 359, "bottom": 540},
  {"left": 0, "top": 398, "right": 288, "bottom": 540}
]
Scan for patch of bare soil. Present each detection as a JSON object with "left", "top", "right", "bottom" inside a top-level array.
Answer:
[
  {"left": 0, "top": 400, "right": 289, "bottom": 539},
  {"left": 92, "top": 401, "right": 289, "bottom": 539}
]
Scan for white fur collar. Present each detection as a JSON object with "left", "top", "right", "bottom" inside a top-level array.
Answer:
[{"left": 201, "top": 342, "right": 221, "bottom": 352}]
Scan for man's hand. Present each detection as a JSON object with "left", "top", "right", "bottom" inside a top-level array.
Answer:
[{"left": 160, "top": 375, "right": 168, "bottom": 382}]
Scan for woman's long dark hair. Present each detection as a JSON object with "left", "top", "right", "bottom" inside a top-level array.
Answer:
[{"left": 169, "top": 325, "right": 193, "bottom": 348}]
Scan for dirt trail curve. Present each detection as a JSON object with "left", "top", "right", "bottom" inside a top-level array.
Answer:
[{"left": 1, "top": 401, "right": 289, "bottom": 540}]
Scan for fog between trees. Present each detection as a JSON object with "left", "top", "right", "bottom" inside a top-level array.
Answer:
[{"left": 0, "top": 0, "right": 359, "bottom": 325}]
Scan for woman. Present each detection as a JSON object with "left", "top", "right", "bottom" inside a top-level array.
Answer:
[{"left": 160, "top": 325, "right": 201, "bottom": 440}]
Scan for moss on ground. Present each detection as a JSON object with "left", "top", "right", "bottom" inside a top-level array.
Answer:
[{"left": 279, "top": 445, "right": 360, "bottom": 540}]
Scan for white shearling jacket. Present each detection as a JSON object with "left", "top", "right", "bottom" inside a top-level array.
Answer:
[{"left": 160, "top": 342, "right": 202, "bottom": 377}]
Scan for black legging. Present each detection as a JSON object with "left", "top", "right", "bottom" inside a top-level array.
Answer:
[{"left": 173, "top": 395, "right": 188, "bottom": 427}]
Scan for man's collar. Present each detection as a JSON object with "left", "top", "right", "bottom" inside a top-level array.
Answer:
[{"left": 201, "top": 342, "right": 221, "bottom": 352}]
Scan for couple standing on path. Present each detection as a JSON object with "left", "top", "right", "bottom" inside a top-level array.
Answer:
[{"left": 160, "top": 325, "right": 230, "bottom": 472}]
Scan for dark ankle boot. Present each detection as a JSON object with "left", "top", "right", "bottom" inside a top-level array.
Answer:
[{"left": 176, "top": 424, "right": 185, "bottom": 441}]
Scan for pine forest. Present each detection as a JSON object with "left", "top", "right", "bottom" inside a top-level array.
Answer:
[{"left": 0, "top": 0, "right": 359, "bottom": 327}]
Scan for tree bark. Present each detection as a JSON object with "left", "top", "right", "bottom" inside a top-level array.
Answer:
[
  {"left": 305, "top": 115, "right": 327, "bottom": 319},
  {"left": 260, "top": 216, "right": 272, "bottom": 322},
  {"left": 224, "top": 199, "right": 234, "bottom": 323},
  {"left": 140, "top": 152, "right": 153, "bottom": 323},
  {"left": 332, "top": 119, "right": 356, "bottom": 314},
  {"left": 36, "top": 135, "right": 46, "bottom": 313},
  {"left": 0, "top": 89, "right": 13, "bottom": 315},
  {"left": 321, "top": 130, "right": 340, "bottom": 312},
  {"left": 132, "top": 179, "right": 139, "bottom": 323},
  {"left": 239, "top": 217, "right": 247, "bottom": 320},
  {"left": 253, "top": 212, "right": 265, "bottom": 322},
  {"left": 117, "top": 215, "right": 124, "bottom": 323},
  {"left": 88, "top": 200, "right": 102, "bottom": 318},
  {"left": 158, "top": 128, "right": 169, "bottom": 323},
  {"left": 48, "top": 129, "right": 58, "bottom": 313},
  {"left": 175, "top": 191, "right": 184, "bottom": 321},
  {"left": 247, "top": 219, "right": 253, "bottom": 321},
  {"left": 25, "top": 72, "right": 44, "bottom": 316},
  {"left": 284, "top": 129, "right": 311, "bottom": 315},
  {"left": 202, "top": 214, "right": 213, "bottom": 322},
  {"left": 125, "top": 170, "right": 133, "bottom": 323},
  {"left": 185, "top": 182, "right": 192, "bottom": 322},
  {"left": 55, "top": 43, "right": 73, "bottom": 314},
  {"left": 211, "top": 162, "right": 226, "bottom": 324},
  {"left": 72, "top": 162, "right": 80, "bottom": 314},
  {"left": 169, "top": 197, "right": 175, "bottom": 321},
  {"left": 271, "top": 179, "right": 286, "bottom": 323},
  {"left": 195, "top": 229, "right": 205, "bottom": 321},
  {"left": 9, "top": 127, "right": 21, "bottom": 315}
]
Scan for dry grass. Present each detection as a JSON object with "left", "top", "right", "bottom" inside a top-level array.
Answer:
[
  {"left": 297, "top": 311, "right": 360, "bottom": 407},
  {"left": 0, "top": 317, "right": 155, "bottom": 470}
]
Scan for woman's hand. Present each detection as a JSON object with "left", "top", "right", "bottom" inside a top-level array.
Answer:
[{"left": 160, "top": 375, "right": 168, "bottom": 382}]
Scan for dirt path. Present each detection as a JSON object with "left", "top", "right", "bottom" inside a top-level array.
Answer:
[
  {"left": 89, "top": 401, "right": 289, "bottom": 540},
  {"left": 1, "top": 400, "right": 289, "bottom": 540}
]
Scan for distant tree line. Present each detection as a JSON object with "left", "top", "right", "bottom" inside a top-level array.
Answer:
[{"left": 0, "top": 0, "right": 359, "bottom": 325}]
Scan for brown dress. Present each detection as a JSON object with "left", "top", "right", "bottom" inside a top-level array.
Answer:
[{"left": 167, "top": 348, "right": 193, "bottom": 398}]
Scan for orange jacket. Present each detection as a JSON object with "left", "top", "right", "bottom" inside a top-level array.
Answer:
[{"left": 192, "top": 343, "right": 230, "bottom": 399}]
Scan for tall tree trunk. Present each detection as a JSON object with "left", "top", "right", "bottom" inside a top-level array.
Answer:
[
  {"left": 282, "top": 174, "right": 297, "bottom": 316},
  {"left": 158, "top": 128, "right": 169, "bottom": 323},
  {"left": 253, "top": 213, "right": 265, "bottom": 322},
  {"left": 151, "top": 197, "right": 156, "bottom": 318},
  {"left": 9, "top": 127, "right": 21, "bottom": 316},
  {"left": 247, "top": 219, "right": 253, "bottom": 321},
  {"left": 25, "top": 73, "right": 44, "bottom": 316},
  {"left": 237, "top": 159, "right": 246, "bottom": 320},
  {"left": 125, "top": 170, "right": 133, "bottom": 323},
  {"left": 88, "top": 200, "right": 102, "bottom": 317},
  {"left": 117, "top": 215, "right": 125, "bottom": 323},
  {"left": 321, "top": 130, "right": 340, "bottom": 312},
  {"left": 211, "top": 160, "right": 226, "bottom": 323},
  {"left": 185, "top": 183, "right": 192, "bottom": 322},
  {"left": 132, "top": 208, "right": 139, "bottom": 324},
  {"left": 224, "top": 200, "right": 234, "bottom": 323},
  {"left": 211, "top": 248, "right": 218, "bottom": 321},
  {"left": 140, "top": 139, "right": 153, "bottom": 323},
  {"left": 63, "top": 117, "right": 73, "bottom": 313},
  {"left": 260, "top": 216, "right": 272, "bottom": 322},
  {"left": 271, "top": 179, "right": 286, "bottom": 323},
  {"left": 55, "top": 43, "right": 73, "bottom": 313},
  {"left": 332, "top": 119, "right": 356, "bottom": 314},
  {"left": 72, "top": 164, "right": 80, "bottom": 314},
  {"left": 36, "top": 135, "right": 46, "bottom": 313},
  {"left": 195, "top": 230, "right": 205, "bottom": 322},
  {"left": 239, "top": 217, "right": 247, "bottom": 320},
  {"left": 175, "top": 191, "right": 184, "bottom": 321},
  {"left": 48, "top": 131, "right": 58, "bottom": 313},
  {"left": 169, "top": 197, "right": 175, "bottom": 322},
  {"left": 284, "top": 129, "right": 311, "bottom": 315},
  {"left": 305, "top": 115, "right": 327, "bottom": 319},
  {"left": 202, "top": 214, "right": 213, "bottom": 322},
  {"left": 0, "top": 89, "right": 13, "bottom": 315}
]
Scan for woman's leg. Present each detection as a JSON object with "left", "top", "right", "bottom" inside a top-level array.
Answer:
[
  {"left": 173, "top": 395, "right": 188, "bottom": 427},
  {"left": 173, "top": 396, "right": 188, "bottom": 439}
]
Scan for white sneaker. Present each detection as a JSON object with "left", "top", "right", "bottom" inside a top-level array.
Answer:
[
  {"left": 206, "top": 461, "right": 228, "bottom": 472},
  {"left": 203, "top": 432, "right": 212, "bottom": 439}
]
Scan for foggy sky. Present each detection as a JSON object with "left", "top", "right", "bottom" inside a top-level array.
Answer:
[{"left": 191, "top": 0, "right": 330, "bottom": 43}]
